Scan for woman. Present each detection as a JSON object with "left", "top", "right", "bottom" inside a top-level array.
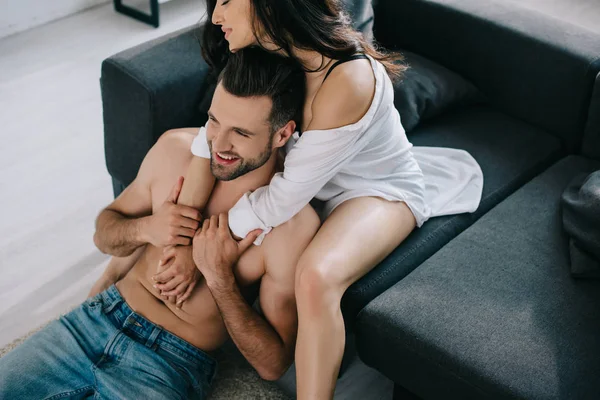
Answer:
[{"left": 160, "top": 0, "right": 483, "bottom": 398}]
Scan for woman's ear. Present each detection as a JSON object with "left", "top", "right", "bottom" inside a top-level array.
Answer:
[{"left": 272, "top": 120, "right": 296, "bottom": 149}]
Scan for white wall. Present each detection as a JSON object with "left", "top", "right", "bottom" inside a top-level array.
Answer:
[{"left": 0, "top": 0, "right": 111, "bottom": 39}]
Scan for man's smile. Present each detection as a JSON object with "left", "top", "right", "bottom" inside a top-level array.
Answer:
[{"left": 215, "top": 152, "right": 240, "bottom": 166}]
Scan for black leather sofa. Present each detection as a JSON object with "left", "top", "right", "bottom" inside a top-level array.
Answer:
[{"left": 101, "top": 0, "right": 600, "bottom": 398}]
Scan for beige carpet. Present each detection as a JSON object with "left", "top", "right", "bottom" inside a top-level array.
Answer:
[{"left": 0, "top": 321, "right": 291, "bottom": 400}]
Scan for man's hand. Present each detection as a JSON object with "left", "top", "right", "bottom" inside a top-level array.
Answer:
[
  {"left": 192, "top": 214, "right": 261, "bottom": 289},
  {"left": 152, "top": 245, "right": 201, "bottom": 308},
  {"left": 144, "top": 177, "right": 202, "bottom": 248}
]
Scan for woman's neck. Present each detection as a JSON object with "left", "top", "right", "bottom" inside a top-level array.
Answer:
[
  {"left": 292, "top": 48, "right": 332, "bottom": 73},
  {"left": 260, "top": 41, "right": 332, "bottom": 79}
]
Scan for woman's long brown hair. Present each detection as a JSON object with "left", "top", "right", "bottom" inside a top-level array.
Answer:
[{"left": 201, "top": 0, "right": 406, "bottom": 81}]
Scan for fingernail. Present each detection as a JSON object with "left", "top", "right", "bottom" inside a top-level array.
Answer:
[{"left": 153, "top": 285, "right": 157, "bottom": 289}]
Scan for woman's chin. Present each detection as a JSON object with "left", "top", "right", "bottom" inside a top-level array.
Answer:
[
  {"left": 227, "top": 38, "right": 256, "bottom": 53},
  {"left": 227, "top": 41, "right": 240, "bottom": 53}
]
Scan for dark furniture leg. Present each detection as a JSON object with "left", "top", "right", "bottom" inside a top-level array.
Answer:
[{"left": 114, "top": 0, "right": 160, "bottom": 28}]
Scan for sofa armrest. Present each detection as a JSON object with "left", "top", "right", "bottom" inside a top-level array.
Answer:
[
  {"left": 101, "top": 24, "right": 212, "bottom": 191},
  {"left": 373, "top": 0, "right": 600, "bottom": 153}
]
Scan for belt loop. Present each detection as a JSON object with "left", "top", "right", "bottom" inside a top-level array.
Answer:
[
  {"left": 101, "top": 285, "right": 123, "bottom": 314},
  {"left": 145, "top": 326, "right": 161, "bottom": 349}
]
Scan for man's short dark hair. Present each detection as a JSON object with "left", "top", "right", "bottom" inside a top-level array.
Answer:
[{"left": 218, "top": 47, "right": 306, "bottom": 132}]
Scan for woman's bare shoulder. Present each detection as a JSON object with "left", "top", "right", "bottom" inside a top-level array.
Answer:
[{"left": 307, "top": 60, "right": 376, "bottom": 132}]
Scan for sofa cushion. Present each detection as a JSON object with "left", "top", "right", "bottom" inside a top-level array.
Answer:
[
  {"left": 341, "top": 106, "right": 564, "bottom": 326},
  {"left": 356, "top": 155, "right": 600, "bottom": 399},
  {"left": 373, "top": 0, "right": 600, "bottom": 153},
  {"left": 395, "top": 51, "right": 484, "bottom": 132}
]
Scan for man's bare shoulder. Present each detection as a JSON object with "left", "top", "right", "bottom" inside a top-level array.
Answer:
[
  {"left": 137, "top": 128, "right": 199, "bottom": 196},
  {"left": 154, "top": 128, "right": 197, "bottom": 160}
]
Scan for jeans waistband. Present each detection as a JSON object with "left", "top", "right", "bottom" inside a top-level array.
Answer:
[{"left": 99, "top": 285, "right": 217, "bottom": 372}]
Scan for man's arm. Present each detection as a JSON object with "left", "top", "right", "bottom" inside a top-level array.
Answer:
[
  {"left": 208, "top": 273, "right": 295, "bottom": 381},
  {"left": 193, "top": 211, "right": 318, "bottom": 380},
  {"left": 94, "top": 134, "right": 202, "bottom": 257}
]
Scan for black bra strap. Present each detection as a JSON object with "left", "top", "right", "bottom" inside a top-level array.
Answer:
[{"left": 323, "top": 54, "right": 369, "bottom": 82}]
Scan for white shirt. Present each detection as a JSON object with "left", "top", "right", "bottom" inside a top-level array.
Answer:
[{"left": 191, "top": 55, "right": 484, "bottom": 245}]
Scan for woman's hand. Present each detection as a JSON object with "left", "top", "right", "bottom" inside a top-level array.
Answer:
[{"left": 152, "top": 245, "right": 201, "bottom": 308}]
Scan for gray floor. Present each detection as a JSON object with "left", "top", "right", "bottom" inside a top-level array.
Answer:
[
  {"left": 0, "top": 0, "right": 206, "bottom": 351},
  {"left": 0, "top": 1, "right": 393, "bottom": 398}
]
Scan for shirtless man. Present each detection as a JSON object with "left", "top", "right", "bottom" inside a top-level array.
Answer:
[{"left": 0, "top": 47, "right": 319, "bottom": 400}]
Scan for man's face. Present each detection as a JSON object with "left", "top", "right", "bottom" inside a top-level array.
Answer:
[{"left": 206, "top": 83, "right": 275, "bottom": 181}]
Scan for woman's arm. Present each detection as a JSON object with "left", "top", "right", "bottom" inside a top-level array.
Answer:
[
  {"left": 177, "top": 156, "right": 215, "bottom": 210},
  {"left": 178, "top": 127, "right": 215, "bottom": 210},
  {"left": 228, "top": 70, "right": 376, "bottom": 244}
]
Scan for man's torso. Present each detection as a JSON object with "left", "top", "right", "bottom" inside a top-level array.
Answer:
[{"left": 117, "top": 134, "right": 266, "bottom": 351}]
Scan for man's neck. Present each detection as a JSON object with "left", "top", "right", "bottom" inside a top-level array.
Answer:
[{"left": 216, "top": 154, "right": 277, "bottom": 200}]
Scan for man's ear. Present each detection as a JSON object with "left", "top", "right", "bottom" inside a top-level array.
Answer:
[{"left": 272, "top": 120, "right": 296, "bottom": 149}]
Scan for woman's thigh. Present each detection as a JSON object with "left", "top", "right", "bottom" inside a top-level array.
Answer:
[{"left": 299, "top": 197, "right": 417, "bottom": 291}]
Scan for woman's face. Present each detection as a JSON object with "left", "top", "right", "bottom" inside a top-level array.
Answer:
[{"left": 212, "top": 0, "right": 258, "bottom": 52}]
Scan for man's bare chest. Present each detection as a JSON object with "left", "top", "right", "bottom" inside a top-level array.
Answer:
[{"left": 150, "top": 182, "right": 265, "bottom": 286}]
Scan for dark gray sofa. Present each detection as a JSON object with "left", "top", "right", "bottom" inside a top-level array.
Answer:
[
  {"left": 100, "top": 0, "right": 600, "bottom": 397},
  {"left": 354, "top": 0, "right": 600, "bottom": 398}
]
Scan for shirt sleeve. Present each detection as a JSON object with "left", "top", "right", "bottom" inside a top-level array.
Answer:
[
  {"left": 229, "top": 125, "right": 372, "bottom": 245},
  {"left": 191, "top": 126, "right": 211, "bottom": 159}
]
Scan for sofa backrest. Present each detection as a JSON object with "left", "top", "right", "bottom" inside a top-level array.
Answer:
[{"left": 372, "top": 0, "right": 600, "bottom": 153}]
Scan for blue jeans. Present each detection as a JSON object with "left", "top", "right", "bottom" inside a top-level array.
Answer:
[{"left": 0, "top": 285, "right": 217, "bottom": 399}]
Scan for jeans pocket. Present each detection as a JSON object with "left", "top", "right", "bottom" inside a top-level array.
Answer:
[{"left": 157, "top": 345, "right": 215, "bottom": 393}]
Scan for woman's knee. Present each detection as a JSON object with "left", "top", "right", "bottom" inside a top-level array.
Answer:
[{"left": 295, "top": 255, "right": 345, "bottom": 307}]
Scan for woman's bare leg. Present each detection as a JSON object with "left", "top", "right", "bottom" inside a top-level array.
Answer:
[{"left": 294, "top": 197, "right": 416, "bottom": 400}]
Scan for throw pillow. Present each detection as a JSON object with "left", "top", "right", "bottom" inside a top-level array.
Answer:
[{"left": 395, "top": 51, "right": 484, "bottom": 132}]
